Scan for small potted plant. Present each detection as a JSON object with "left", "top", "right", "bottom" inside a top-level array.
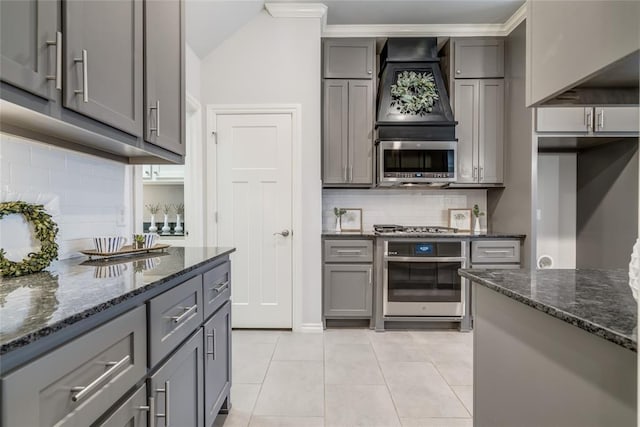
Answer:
[
  {"left": 133, "top": 234, "right": 145, "bottom": 249},
  {"left": 145, "top": 203, "right": 160, "bottom": 232},
  {"left": 472, "top": 204, "right": 485, "bottom": 235},
  {"left": 333, "top": 207, "right": 347, "bottom": 232}
]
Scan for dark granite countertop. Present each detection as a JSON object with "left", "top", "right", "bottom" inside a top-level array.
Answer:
[
  {"left": 322, "top": 231, "right": 525, "bottom": 239},
  {"left": 459, "top": 269, "right": 637, "bottom": 351},
  {"left": 0, "top": 247, "right": 234, "bottom": 369}
]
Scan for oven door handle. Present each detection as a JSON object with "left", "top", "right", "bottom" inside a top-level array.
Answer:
[{"left": 383, "top": 256, "right": 466, "bottom": 263}]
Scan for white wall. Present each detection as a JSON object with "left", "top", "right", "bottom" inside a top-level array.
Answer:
[
  {"left": 185, "top": 43, "right": 202, "bottom": 102},
  {"left": 201, "top": 11, "right": 322, "bottom": 328},
  {"left": 0, "top": 134, "right": 133, "bottom": 260},
  {"left": 537, "top": 153, "right": 576, "bottom": 268},
  {"left": 323, "top": 189, "right": 487, "bottom": 232}
]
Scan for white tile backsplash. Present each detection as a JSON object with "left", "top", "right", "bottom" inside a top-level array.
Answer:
[
  {"left": 322, "top": 189, "right": 487, "bottom": 232},
  {"left": 0, "top": 133, "right": 132, "bottom": 260}
]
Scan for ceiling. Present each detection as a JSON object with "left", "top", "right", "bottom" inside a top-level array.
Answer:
[{"left": 186, "top": 0, "right": 525, "bottom": 58}]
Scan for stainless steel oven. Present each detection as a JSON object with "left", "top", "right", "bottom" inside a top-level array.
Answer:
[
  {"left": 383, "top": 240, "right": 466, "bottom": 317},
  {"left": 378, "top": 140, "right": 456, "bottom": 185}
]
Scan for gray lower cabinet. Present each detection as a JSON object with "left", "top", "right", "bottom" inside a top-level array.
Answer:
[
  {"left": 454, "top": 78, "right": 504, "bottom": 184},
  {"left": 94, "top": 385, "right": 148, "bottom": 427},
  {"left": 322, "top": 38, "right": 375, "bottom": 79},
  {"left": 1, "top": 306, "right": 147, "bottom": 427},
  {"left": 0, "top": 0, "right": 59, "bottom": 100},
  {"left": 322, "top": 79, "right": 373, "bottom": 186},
  {"left": 204, "top": 301, "right": 232, "bottom": 427},
  {"left": 63, "top": 0, "right": 143, "bottom": 137},
  {"left": 144, "top": 0, "right": 184, "bottom": 155},
  {"left": 150, "top": 329, "right": 204, "bottom": 427},
  {"left": 323, "top": 264, "right": 373, "bottom": 317}
]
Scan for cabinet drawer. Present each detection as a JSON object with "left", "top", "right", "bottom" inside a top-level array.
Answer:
[
  {"left": 203, "top": 261, "right": 231, "bottom": 320},
  {"left": 471, "top": 240, "right": 520, "bottom": 264},
  {"left": 324, "top": 239, "right": 373, "bottom": 263},
  {"left": 2, "top": 306, "right": 147, "bottom": 427},
  {"left": 94, "top": 384, "right": 147, "bottom": 427},
  {"left": 149, "top": 275, "right": 203, "bottom": 367}
]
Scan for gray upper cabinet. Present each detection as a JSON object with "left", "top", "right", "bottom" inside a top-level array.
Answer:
[
  {"left": 323, "top": 38, "right": 375, "bottom": 79},
  {"left": 144, "top": 0, "right": 185, "bottom": 155},
  {"left": 150, "top": 329, "right": 204, "bottom": 427},
  {"left": 63, "top": 0, "right": 143, "bottom": 137},
  {"left": 455, "top": 79, "right": 504, "bottom": 184},
  {"left": 0, "top": 0, "right": 59, "bottom": 100},
  {"left": 453, "top": 39, "right": 504, "bottom": 79},
  {"left": 536, "top": 106, "right": 640, "bottom": 134},
  {"left": 322, "top": 79, "right": 373, "bottom": 186},
  {"left": 204, "top": 301, "right": 231, "bottom": 427}
]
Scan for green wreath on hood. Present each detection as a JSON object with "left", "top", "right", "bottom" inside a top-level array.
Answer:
[
  {"left": 0, "top": 201, "right": 59, "bottom": 277},
  {"left": 390, "top": 70, "right": 440, "bottom": 116}
]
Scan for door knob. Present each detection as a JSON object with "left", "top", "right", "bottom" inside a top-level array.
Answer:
[{"left": 273, "top": 230, "right": 290, "bottom": 237}]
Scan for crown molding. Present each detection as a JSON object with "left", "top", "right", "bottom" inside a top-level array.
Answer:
[
  {"left": 265, "top": 3, "right": 328, "bottom": 19},
  {"left": 502, "top": 2, "right": 527, "bottom": 35},
  {"left": 322, "top": 3, "right": 528, "bottom": 38}
]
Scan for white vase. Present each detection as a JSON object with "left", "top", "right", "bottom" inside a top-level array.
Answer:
[
  {"left": 148, "top": 214, "right": 158, "bottom": 232},
  {"left": 473, "top": 217, "right": 482, "bottom": 235},
  {"left": 628, "top": 238, "right": 640, "bottom": 301},
  {"left": 174, "top": 214, "right": 183, "bottom": 234},
  {"left": 335, "top": 216, "right": 341, "bottom": 232},
  {"left": 162, "top": 214, "right": 171, "bottom": 234}
]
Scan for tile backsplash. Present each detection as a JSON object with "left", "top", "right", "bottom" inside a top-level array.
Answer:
[
  {"left": 322, "top": 189, "right": 487, "bottom": 231},
  {"left": 0, "top": 134, "right": 132, "bottom": 260}
]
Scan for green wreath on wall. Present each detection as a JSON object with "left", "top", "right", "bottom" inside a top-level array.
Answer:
[
  {"left": 390, "top": 70, "right": 440, "bottom": 116},
  {"left": 0, "top": 201, "right": 59, "bottom": 277}
]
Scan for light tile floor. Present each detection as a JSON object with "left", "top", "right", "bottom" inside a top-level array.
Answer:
[{"left": 214, "top": 329, "right": 473, "bottom": 427}]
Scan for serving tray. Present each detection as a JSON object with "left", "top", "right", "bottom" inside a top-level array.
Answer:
[{"left": 80, "top": 244, "right": 170, "bottom": 260}]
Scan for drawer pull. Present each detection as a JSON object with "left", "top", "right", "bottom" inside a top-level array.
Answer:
[
  {"left": 336, "top": 250, "right": 363, "bottom": 254},
  {"left": 70, "top": 354, "right": 130, "bottom": 402},
  {"left": 171, "top": 304, "right": 197, "bottom": 324},
  {"left": 156, "top": 381, "right": 170, "bottom": 426},
  {"left": 206, "top": 329, "right": 216, "bottom": 359},
  {"left": 213, "top": 281, "right": 229, "bottom": 293},
  {"left": 482, "top": 250, "right": 512, "bottom": 254}
]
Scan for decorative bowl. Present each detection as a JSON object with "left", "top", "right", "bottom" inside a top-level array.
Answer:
[
  {"left": 142, "top": 233, "right": 158, "bottom": 248},
  {"left": 93, "top": 236, "right": 127, "bottom": 253}
]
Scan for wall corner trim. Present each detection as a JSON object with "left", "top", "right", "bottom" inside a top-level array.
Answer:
[
  {"left": 502, "top": 3, "right": 528, "bottom": 36},
  {"left": 265, "top": 3, "right": 328, "bottom": 19}
]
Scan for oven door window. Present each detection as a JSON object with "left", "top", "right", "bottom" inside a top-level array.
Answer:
[
  {"left": 383, "top": 149, "right": 454, "bottom": 173},
  {"left": 387, "top": 261, "right": 461, "bottom": 302}
]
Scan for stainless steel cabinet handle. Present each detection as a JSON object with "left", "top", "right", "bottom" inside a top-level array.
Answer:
[
  {"left": 171, "top": 304, "right": 197, "bottom": 323},
  {"left": 207, "top": 329, "right": 216, "bottom": 359},
  {"left": 155, "top": 381, "right": 170, "bottom": 426},
  {"left": 479, "top": 166, "right": 484, "bottom": 180},
  {"left": 585, "top": 108, "right": 593, "bottom": 131},
  {"left": 273, "top": 229, "right": 290, "bottom": 237},
  {"left": 336, "top": 249, "right": 362, "bottom": 254},
  {"left": 456, "top": 69, "right": 461, "bottom": 74},
  {"left": 472, "top": 167, "right": 478, "bottom": 179},
  {"left": 368, "top": 269, "right": 372, "bottom": 286},
  {"left": 348, "top": 165, "right": 353, "bottom": 182},
  {"left": 70, "top": 355, "right": 130, "bottom": 402},
  {"left": 213, "top": 281, "right": 229, "bottom": 293},
  {"left": 46, "top": 31, "right": 62, "bottom": 90},
  {"left": 343, "top": 166, "right": 347, "bottom": 182},
  {"left": 149, "top": 100, "right": 160, "bottom": 137},
  {"left": 74, "top": 49, "right": 88, "bottom": 102},
  {"left": 598, "top": 109, "right": 605, "bottom": 130},
  {"left": 483, "top": 250, "right": 511, "bottom": 254},
  {"left": 367, "top": 69, "right": 372, "bottom": 74}
]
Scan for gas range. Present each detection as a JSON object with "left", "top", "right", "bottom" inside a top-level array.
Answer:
[{"left": 373, "top": 224, "right": 460, "bottom": 236}]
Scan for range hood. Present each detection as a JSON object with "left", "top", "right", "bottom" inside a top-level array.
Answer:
[{"left": 376, "top": 38, "right": 456, "bottom": 141}]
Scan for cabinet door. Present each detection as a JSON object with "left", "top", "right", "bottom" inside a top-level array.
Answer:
[
  {"left": 150, "top": 329, "right": 204, "bottom": 427},
  {"left": 144, "top": 0, "right": 184, "bottom": 155},
  {"left": 536, "top": 107, "right": 591, "bottom": 133},
  {"left": 94, "top": 385, "right": 148, "bottom": 427},
  {"left": 454, "top": 39, "right": 504, "bottom": 78},
  {"left": 454, "top": 79, "right": 480, "bottom": 183},
  {"left": 203, "top": 301, "right": 231, "bottom": 427},
  {"left": 595, "top": 107, "right": 640, "bottom": 133},
  {"left": 0, "top": 0, "right": 59, "bottom": 99},
  {"left": 153, "top": 165, "right": 185, "bottom": 180},
  {"left": 323, "top": 39, "right": 374, "bottom": 79},
  {"left": 323, "top": 264, "right": 373, "bottom": 317},
  {"left": 64, "top": 0, "right": 143, "bottom": 137},
  {"left": 323, "top": 80, "right": 349, "bottom": 184},
  {"left": 348, "top": 80, "right": 373, "bottom": 184},
  {"left": 478, "top": 80, "right": 504, "bottom": 183}
]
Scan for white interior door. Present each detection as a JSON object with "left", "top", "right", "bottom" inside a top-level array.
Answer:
[{"left": 216, "top": 113, "right": 293, "bottom": 328}]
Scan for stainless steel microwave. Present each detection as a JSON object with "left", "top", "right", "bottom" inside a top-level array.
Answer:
[{"left": 378, "top": 140, "right": 457, "bottom": 185}]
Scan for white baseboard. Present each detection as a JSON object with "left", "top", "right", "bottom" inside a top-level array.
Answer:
[{"left": 296, "top": 323, "right": 324, "bottom": 333}]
